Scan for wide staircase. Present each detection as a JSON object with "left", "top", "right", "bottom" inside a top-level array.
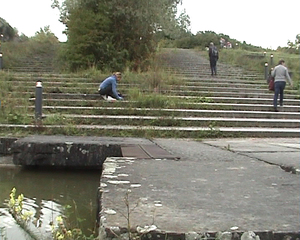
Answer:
[
  {"left": 6, "top": 44, "right": 57, "bottom": 73},
  {"left": 1, "top": 48, "right": 300, "bottom": 138}
]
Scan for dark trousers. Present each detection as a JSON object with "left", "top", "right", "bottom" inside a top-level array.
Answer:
[
  {"left": 99, "top": 87, "right": 114, "bottom": 98},
  {"left": 273, "top": 81, "right": 286, "bottom": 109},
  {"left": 210, "top": 59, "right": 217, "bottom": 75},
  {"left": 99, "top": 87, "right": 122, "bottom": 99}
]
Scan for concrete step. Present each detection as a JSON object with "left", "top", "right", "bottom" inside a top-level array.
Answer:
[
  {"left": 9, "top": 80, "right": 270, "bottom": 89},
  {"left": 9, "top": 81, "right": 269, "bottom": 94},
  {"left": 168, "top": 72, "right": 263, "bottom": 80},
  {"left": 0, "top": 124, "right": 299, "bottom": 138},
  {"left": 19, "top": 88, "right": 299, "bottom": 100},
  {"left": 42, "top": 113, "right": 300, "bottom": 128},
  {"left": 8, "top": 67, "right": 54, "bottom": 73},
  {"left": 11, "top": 86, "right": 285, "bottom": 96},
  {"left": 163, "top": 90, "right": 299, "bottom": 99},
  {"left": 10, "top": 75, "right": 264, "bottom": 84},
  {"left": 27, "top": 94, "right": 300, "bottom": 105},
  {"left": 27, "top": 98, "right": 300, "bottom": 112},
  {"left": 202, "top": 96, "right": 300, "bottom": 104},
  {"left": 31, "top": 106, "right": 300, "bottom": 119}
]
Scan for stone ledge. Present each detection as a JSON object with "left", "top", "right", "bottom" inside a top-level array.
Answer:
[
  {"left": 10, "top": 135, "right": 123, "bottom": 169},
  {"left": 0, "top": 137, "right": 19, "bottom": 155},
  {"left": 100, "top": 227, "right": 300, "bottom": 240}
]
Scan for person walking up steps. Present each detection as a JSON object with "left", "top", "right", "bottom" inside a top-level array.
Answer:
[
  {"left": 98, "top": 72, "right": 124, "bottom": 101},
  {"left": 208, "top": 42, "right": 219, "bottom": 76},
  {"left": 271, "top": 60, "right": 293, "bottom": 112}
]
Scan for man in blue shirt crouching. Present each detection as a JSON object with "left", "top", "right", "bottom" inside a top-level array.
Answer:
[{"left": 98, "top": 72, "right": 123, "bottom": 101}]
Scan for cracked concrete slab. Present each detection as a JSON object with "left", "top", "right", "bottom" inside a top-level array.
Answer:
[
  {"left": 201, "top": 138, "right": 300, "bottom": 171},
  {"left": 99, "top": 138, "right": 300, "bottom": 239}
]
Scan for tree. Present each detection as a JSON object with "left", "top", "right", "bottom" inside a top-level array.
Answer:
[
  {"left": 33, "top": 26, "right": 59, "bottom": 44},
  {"left": 296, "top": 34, "right": 300, "bottom": 46},
  {"left": 52, "top": 0, "right": 185, "bottom": 71},
  {"left": 0, "top": 17, "right": 15, "bottom": 41}
]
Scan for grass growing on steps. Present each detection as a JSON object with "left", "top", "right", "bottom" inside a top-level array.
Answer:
[
  {"left": 213, "top": 48, "right": 300, "bottom": 89},
  {"left": 0, "top": 72, "right": 32, "bottom": 125},
  {"left": 0, "top": 66, "right": 189, "bottom": 137},
  {"left": 1, "top": 47, "right": 299, "bottom": 138}
]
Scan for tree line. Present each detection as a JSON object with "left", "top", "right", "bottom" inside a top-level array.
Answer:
[
  {"left": 1, "top": 0, "right": 299, "bottom": 72},
  {"left": 51, "top": 0, "right": 189, "bottom": 71}
]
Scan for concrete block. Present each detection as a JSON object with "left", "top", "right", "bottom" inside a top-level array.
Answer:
[
  {"left": 0, "top": 137, "right": 18, "bottom": 155},
  {"left": 11, "top": 136, "right": 122, "bottom": 169}
]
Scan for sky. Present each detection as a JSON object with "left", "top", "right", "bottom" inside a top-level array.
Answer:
[
  {"left": 1, "top": 0, "right": 299, "bottom": 49},
  {"left": 179, "top": 0, "right": 299, "bottom": 49}
]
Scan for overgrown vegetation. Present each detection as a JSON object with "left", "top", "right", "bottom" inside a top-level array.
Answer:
[
  {"left": 7, "top": 187, "right": 38, "bottom": 240},
  {"left": 171, "top": 31, "right": 265, "bottom": 51},
  {"left": 0, "top": 72, "right": 32, "bottom": 125},
  {"left": 5, "top": 188, "right": 98, "bottom": 240},
  {"left": 1, "top": 27, "right": 60, "bottom": 70},
  {"left": 216, "top": 48, "right": 299, "bottom": 88}
]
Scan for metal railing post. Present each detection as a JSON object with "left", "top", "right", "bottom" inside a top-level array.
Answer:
[
  {"left": 264, "top": 62, "right": 269, "bottom": 80},
  {"left": 270, "top": 54, "right": 274, "bottom": 67},
  {"left": 0, "top": 53, "right": 2, "bottom": 70},
  {"left": 0, "top": 34, "right": 3, "bottom": 70},
  {"left": 35, "top": 80, "right": 43, "bottom": 121}
]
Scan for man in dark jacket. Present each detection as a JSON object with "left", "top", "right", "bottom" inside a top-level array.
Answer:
[{"left": 208, "top": 42, "right": 219, "bottom": 76}]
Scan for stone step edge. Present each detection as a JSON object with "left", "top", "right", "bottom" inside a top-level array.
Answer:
[
  {"left": 24, "top": 91, "right": 300, "bottom": 99},
  {"left": 8, "top": 77, "right": 264, "bottom": 83},
  {"left": 26, "top": 96, "right": 300, "bottom": 104},
  {"left": 1, "top": 124, "right": 300, "bottom": 133},
  {"left": 13, "top": 91, "right": 300, "bottom": 101},
  {"left": 99, "top": 220, "right": 300, "bottom": 240},
  {"left": 14, "top": 85, "right": 277, "bottom": 92},
  {"left": 41, "top": 114, "right": 300, "bottom": 123},
  {"left": 26, "top": 99, "right": 300, "bottom": 110},
  {"left": 25, "top": 106, "right": 300, "bottom": 116}
]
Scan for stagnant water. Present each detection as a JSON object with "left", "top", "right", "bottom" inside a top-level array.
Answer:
[{"left": 0, "top": 165, "right": 101, "bottom": 239}]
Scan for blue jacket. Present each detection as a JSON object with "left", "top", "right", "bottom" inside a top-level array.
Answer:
[{"left": 99, "top": 75, "right": 120, "bottom": 99}]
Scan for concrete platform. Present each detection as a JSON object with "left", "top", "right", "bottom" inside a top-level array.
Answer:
[
  {"left": 99, "top": 138, "right": 300, "bottom": 240},
  {"left": 1, "top": 136, "right": 299, "bottom": 239},
  {"left": 5, "top": 136, "right": 177, "bottom": 168}
]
